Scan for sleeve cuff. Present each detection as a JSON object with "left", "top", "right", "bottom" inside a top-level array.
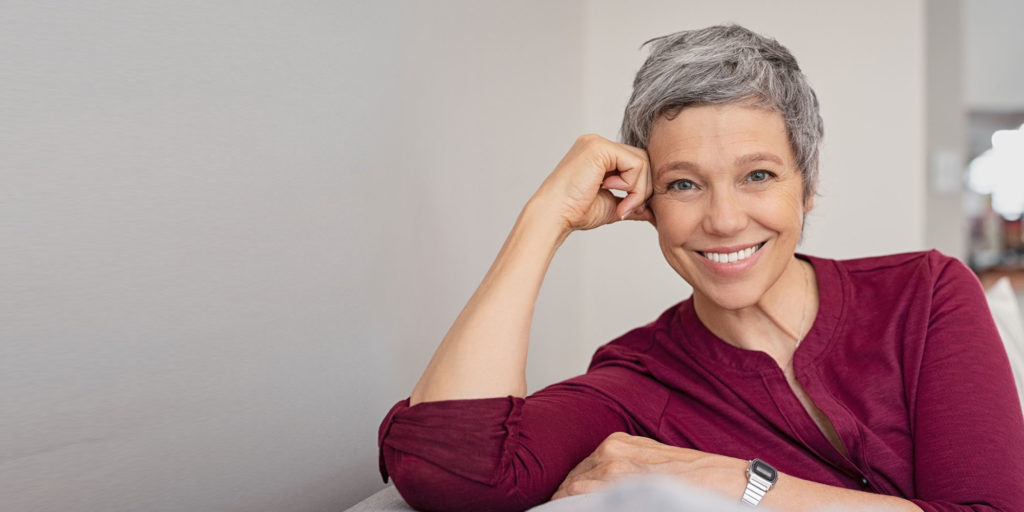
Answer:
[{"left": 378, "top": 396, "right": 525, "bottom": 486}]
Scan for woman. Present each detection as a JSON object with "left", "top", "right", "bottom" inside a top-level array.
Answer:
[{"left": 377, "top": 25, "right": 1024, "bottom": 511}]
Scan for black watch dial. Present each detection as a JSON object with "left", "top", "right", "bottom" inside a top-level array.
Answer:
[{"left": 751, "top": 459, "right": 778, "bottom": 483}]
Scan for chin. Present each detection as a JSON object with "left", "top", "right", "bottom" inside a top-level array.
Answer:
[
  {"left": 702, "top": 294, "right": 759, "bottom": 312},
  {"left": 692, "top": 281, "right": 765, "bottom": 312}
]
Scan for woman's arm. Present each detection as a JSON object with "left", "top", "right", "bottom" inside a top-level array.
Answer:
[
  {"left": 409, "top": 134, "right": 652, "bottom": 405},
  {"left": 905, "top": 254, "right": 1024, "bottom": 511},
  {"left": 381, "top": 366, "right": 666, "bottom": 512},
  {"left": 552, "top": 433, "right": 923, "bottom": 511},
  {"left": 408, "top": 202, "right": 566, "bottom": 403}
]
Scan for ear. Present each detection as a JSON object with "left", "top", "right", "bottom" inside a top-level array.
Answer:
[
  {"left": 803, "top": 194, "right": 815, "bottom": 213},
  {"left": 803, "top": 174, "right": 818, "bottom": 213},
  {"left": 642, "top": 198, "right": 657, "bottom": 228},
  {"left": 645, "top": 212, "right": 658, "bottom": 229}
]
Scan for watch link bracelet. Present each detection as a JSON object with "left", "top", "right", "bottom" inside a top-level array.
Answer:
[{"left": 741, "top": 458, "right": 778, "bottom": 506}]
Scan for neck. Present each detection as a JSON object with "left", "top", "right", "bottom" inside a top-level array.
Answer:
[{"left": 694, "top": 257, "right": 819, "bottom": 361}]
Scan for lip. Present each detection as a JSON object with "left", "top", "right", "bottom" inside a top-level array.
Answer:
[{"left": 694, "top": 240, "right": 768, "bottom": 276}]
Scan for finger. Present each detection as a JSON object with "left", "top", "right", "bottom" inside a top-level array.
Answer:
[
  {"left": 600, "top": 174, "right": 630, "bottom": 191},
  {"left": 642, "top": 151, "right": 654, "bottom": 200},
  {"left": 551, "top": 478, "right": 608, "bottom": 500},
  {"left": 635, "top": 148, "right": 654, "bottom": 203},
  {"left": 617, "top": 186, "right": 653, "bottom": 221},
  {"left": 592, "top": 189, "right": 625, "bottom": 228},
  {"left": 551, "top": 475, "right": 580, "bottom": 501},
  {"left": 562, "top": 453, "right": 600, "bottom": 482},
  {"left": 612, "top": 151, "right": 651, "bottom": 220}
]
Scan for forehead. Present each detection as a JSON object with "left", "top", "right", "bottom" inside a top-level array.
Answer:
[{"left": 648, "top": 104, "right": 792, "bottom": 176}]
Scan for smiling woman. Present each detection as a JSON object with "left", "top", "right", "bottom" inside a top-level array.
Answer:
[{"left": 377, "top": 25, "right": 1024, "bottom": 512}]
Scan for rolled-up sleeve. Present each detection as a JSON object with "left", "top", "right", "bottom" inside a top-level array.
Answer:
[
  {"left": 378, "top": 396, "right": 525, "bottom": 488},
  {"left": 377, "top": 366, "right": 661, "bottom": 512}
]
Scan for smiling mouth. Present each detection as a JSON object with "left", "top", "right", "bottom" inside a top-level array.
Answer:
[{"left": 697, "top": 242, "right": 766, "bottom": 264}]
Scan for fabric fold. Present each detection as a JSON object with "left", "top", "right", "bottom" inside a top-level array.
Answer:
[{"left": 379, "top": 396, "right": 525, "bottom": 486}]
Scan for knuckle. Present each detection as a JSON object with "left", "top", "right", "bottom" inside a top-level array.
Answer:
[
  {"left": 597, "top": 435, "right": 628, "bottom": 454},
  {"left": 624, "top": 144, "right": 645, "bottom": 158},
  {"left": 606, "top": 431, "right": 630, "bottom": 442},
  {"left": 603, "top": 460, "right": 633, "bottom": 475},
  {"left": 566, "top": 481, "right": 590, "bottom": 496}
]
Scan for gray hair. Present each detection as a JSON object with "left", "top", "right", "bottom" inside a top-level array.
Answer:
[{"left": 620, "top": 25, "right": 823, "bottom": 202}]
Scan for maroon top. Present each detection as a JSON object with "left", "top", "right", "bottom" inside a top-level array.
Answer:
[{"left": 378, "top": 251, "right": 1024, "bottom": 512}]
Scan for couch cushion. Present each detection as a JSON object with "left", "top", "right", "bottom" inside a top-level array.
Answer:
[{"left": 985, "top": 277, "right": 1024, "bottom": 408}]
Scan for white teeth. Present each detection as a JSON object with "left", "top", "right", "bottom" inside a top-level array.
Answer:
[{"left": 703, "top": 243, "right": 763, "bottom": 264}]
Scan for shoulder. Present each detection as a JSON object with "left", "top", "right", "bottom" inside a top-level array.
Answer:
[
  {"left": 829, "top": 249, "right": 955, "bottom": 273},
  {"left": 805, "top": 250, "right": 984, "bottom": 333},
  {"left": 816, "top": 249, "right": 976, "bottom": 290},
  {"left": 586, "top": 302, "right": 683, "bottom": 371}
]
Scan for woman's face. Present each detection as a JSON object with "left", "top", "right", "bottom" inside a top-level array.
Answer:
[{"left": 646, "top": 103, "right": 812, "bottom": 311}]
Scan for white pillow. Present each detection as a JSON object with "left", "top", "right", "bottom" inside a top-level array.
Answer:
[{"left": 984, "top": 277, "right": 1024, "bottom": 408}]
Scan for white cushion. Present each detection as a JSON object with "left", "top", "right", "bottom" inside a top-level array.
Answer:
[
  {"left": 984, "top": 277, "right": 1024, "bottom": 408},
  {"left": 343, "top": 486, "right": 413, "bottom": 512}
]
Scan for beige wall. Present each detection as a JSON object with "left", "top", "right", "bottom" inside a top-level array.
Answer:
[
  {"left": 3, "top": 2, "right": 586, "bottom": 511},
  {"left": 966, "top": 0, "right": 1024, "bottom": 110},
  {"left": 3, "top": 1, "right": 936, "bottom": 511},
  {"left": 925, "top": 0, "right": 968, "bottom": 262}
]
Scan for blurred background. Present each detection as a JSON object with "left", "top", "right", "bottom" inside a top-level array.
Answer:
[{"left": 3, "top": 1, "right": 1022, "bottom": 511}]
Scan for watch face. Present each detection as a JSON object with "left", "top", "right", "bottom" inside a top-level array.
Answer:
[{"left": 752, "top": 459, "right": 778, "bottom": 482}]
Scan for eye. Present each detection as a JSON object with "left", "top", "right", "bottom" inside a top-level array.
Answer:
[
  {"left": 746, "top": 170, "right": 776, "bottom": 183},
  {"left": 667, "top": 179, "right": 697, "bottom": 192}
]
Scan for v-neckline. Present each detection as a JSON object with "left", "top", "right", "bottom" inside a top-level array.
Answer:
[{"left": 670, "top": 254, "right": 859, "bottom": 467}]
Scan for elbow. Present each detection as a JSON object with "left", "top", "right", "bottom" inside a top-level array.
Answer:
[{"left": 386, "top": 451, "right": 541, "bottom": 512}]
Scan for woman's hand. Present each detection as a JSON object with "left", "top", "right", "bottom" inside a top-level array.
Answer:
[
  {"left": 551, "top": 432, "right": 747, "bottom": 501},
  {"left": 530, "top": 134, "right": 654, "bottom": 234}
]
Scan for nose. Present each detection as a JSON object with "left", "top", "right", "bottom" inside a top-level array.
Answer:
[{"left": 701, "top": 188, "right": 748, "bottom": 236}]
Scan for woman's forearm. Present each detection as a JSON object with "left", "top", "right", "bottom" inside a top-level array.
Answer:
[
  {"left": 763, "top": 471, "right": 924, "bottom": 512},
  {"left": 409, "top": 200, "right": 569, "bottom": 405},
  {"left": 556, "top": 435, "right": 927, "bottom": 511},
  {"left": 408, "top": 135, "right": 653, "bottom": 405}
]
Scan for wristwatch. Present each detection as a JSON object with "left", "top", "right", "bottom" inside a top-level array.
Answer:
[{"left": 741, "top": 458, "right": 778, "bottom": 506}]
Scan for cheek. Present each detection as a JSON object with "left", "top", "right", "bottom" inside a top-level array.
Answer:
[
  {"left": 652, "top": 206, "right": 702, "bottom": 267},
  {"left": 748, "top": 195, "right": 804, "bottom": 230},
  {"left": 651, "top": 201, "right": 698, "bottom": 237}
]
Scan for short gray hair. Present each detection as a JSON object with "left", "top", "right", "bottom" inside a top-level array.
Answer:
[{"left": 620, "top": 24, "right": 823, "bottom": 201}]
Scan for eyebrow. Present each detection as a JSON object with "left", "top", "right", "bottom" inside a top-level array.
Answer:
[{"left": 654, "top": 152, "right": 784, "bottom": 176}]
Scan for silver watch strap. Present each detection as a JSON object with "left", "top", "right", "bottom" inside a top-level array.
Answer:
[{"left": 740, "top": 474, "right": 772, "bottom": 506}]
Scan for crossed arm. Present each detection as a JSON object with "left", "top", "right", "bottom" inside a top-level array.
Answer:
[{"left": 550, "top": 432, "right": 920, "bottom": 511}]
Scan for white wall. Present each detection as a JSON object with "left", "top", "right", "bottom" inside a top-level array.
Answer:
[
  {"left": 3, "top": 1, "right": 930, "bottom": 511},
  {"left": 3, "top": 2, "right": 585, "bottom": 510},
  {"left": 925, "top": 0, "right": 968, "bottom": 262},
  {"left": 966, "top": 0, "right": 1024, "bottom": 110}
]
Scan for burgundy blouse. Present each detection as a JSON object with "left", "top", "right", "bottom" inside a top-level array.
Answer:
[{"left": 378, "top": 251, "right": 1024, "bottom": 511}]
